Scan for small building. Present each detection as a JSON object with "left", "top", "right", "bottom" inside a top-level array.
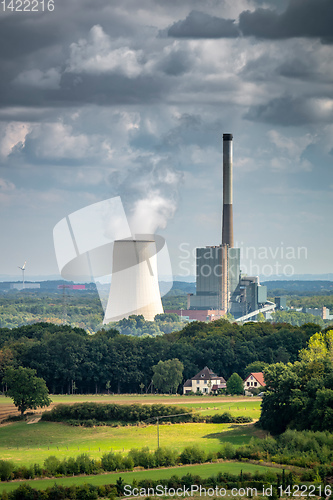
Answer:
[
  {"left": 10, "top": 283, "right": 40, "bottom": 290},
  {"left": 183, "top": 366, "right": 226, "bottom": 395},
  {"left": 302, "top": 306, "right": 331, "bottom": 320},
  {"left": 165, "top": 309, "right": 226, "bottom": 322},
  {"left": 275, "top": 297, "right": 287, "bottom": 310},
  {"left": 243, "top": 372, "right": 265, "bottom": 391}
]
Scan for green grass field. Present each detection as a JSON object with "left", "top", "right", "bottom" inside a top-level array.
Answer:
[
  {"left": 0, "top": 461, "right": 278, "bottom": 494},
  {"left": 0, "top": 393, "right": 265, "bottom": 496},
  {"left": 0, "top": 393, "right": 262, "bottom": 419},
  {"left": 0, "top": 420, "right": 264, "bottom": 466}
]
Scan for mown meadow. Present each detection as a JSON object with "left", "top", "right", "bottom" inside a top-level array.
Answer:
[{"left": 0, "top": 461, "right": 279, "bottom": 495}]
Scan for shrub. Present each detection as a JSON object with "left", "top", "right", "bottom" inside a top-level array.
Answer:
[
  {"left": 0, "top": 460, "right": 14, "bottom": 481},
  {"left": 179, "top": 446, "right": 206, "bottom": 464},
  {"left": 44, "top": 456, "right": 61, "bottom": 476},
  {"left": 234, "top": 416, "right": 253, "bottom": 423},
  {"left": 220, "top": 442, "right": 236, "bottom": 459},
  {"left": 154, "top": 447, "right": 178, "bottom": 467},
  {"left": 211, "top": 412, "right": 234, "bottom": 423}
]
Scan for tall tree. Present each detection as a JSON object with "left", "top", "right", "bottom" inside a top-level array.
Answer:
[
  {"left": 152, "top": 359, "right": 184, "bottom": 393},
  {"left": 226, "top": 373, "right": 244, "bottom": 395},
  {"left": 4, "top": 366, "right": 51, "bottom": 415}
]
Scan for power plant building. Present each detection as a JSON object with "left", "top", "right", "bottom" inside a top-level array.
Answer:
[
  {"left": 189, "top": 245, "right": 240, "bottom": 311},
  {"left": 188, "top": 133, "right": 274, "bottom": 321}
]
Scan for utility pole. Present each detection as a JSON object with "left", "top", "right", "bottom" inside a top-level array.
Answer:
[{"left": 156, "top": 417, "right": 160, "bottom": 448}]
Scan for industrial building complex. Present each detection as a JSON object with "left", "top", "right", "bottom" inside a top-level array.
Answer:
[
  {"left": 167, "top": 134, "right": 276, "bottom": 322},
  {"left": 101, "top": 133, "right": 275, "bottom": 323}
]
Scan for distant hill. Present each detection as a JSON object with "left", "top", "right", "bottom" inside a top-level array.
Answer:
[
  {"left": 262, "top": 280, "right": 333, "bottom": 296},
  {"left": 1, "top": 278, "right": 332, "bottom": 298},
  {"left": 160, "top": 281, "right": 196, "bottom": 296}
]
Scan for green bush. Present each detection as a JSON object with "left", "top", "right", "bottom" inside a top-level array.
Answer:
[
  {"left": 220, "top": 442, "right": 236, "bottom": 459},
  {"left": 43, "top": 456, "right": 61, "bottom": 476},
  {"left": 234, "top": 416, "right": 252, "bottom": 423},
  {"left": 0, "top": 460, "right": 14, "bottom": 481},
  {"left": 179, "top": 445, "right": 206, "bottom": 464},
  {"left": 154, "top": 447, "right": 178, "bottom": 467},
  {"left": 210, "top": 412, "right": 234, "bottom": 423}
]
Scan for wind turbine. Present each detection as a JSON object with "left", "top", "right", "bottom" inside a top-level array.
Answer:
[{"left": 18, "top": 261, "right": 26, "bottom": 287}]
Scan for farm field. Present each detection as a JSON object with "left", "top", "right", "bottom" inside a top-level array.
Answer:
[
  {"left": 0, "top": 420, "right": 265, "bottom": 466},
  {"left": 0, "top": 460, "right": 279, "bottom": 494},
  {"left": 0, "top": 392, "right": 265, "bottom": 496},
  {"left": 0, "top": 394, "right": 262, "bottom": 421}
]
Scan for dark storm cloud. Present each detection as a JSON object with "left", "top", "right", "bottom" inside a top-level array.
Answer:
[
  {"left": 156, "top": 48, "right": 193, "bottom": 76},
  {"left": 278, "top": 59, "right": 318, "bottom": 81},
  {"left": 0, "top": 13, "right": 60, "bottom": 61},
  {"left": 239, "top": 0, "right": 333, "bottom": 42},
  {"left": 0, "top": 108, "right": 58, "bottom": 123},
  {"left": 58, "top": 73, "right": 168, "bottom": 106},
  {"left": 278, "top": 57, "right": 333, "bottom": 83},
  {"left": 167, "top": 10, "right": 240, "bottom": 38},
  {"left": 0, "top": 0, "right": 144, "bottom": 64},
  {"left": 245, "top": 96, "right": 333, "bottom": 126},
  {"left": 0, "top": 71, "right": 168, "bottom": 108},
  {"left": 167, "top": 0, "right": 333, "bottom": 43}
]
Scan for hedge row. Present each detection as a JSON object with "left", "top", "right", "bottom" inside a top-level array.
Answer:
[
  {"left": 0, "top": 443, "right": 246, "bottom": 482},
  {"left": 0, "top": 468, "right": 315, "bottom": 500},
  {"left": 41, "top": 403, "right": 194, "bottom": 423},
  {"left": 41, "top": 403, "right": 252, "bottom": 426}
]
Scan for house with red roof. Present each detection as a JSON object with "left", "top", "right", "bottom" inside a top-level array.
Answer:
[{"left": 243, "top": 372, "right": 266, "bottom": 391}]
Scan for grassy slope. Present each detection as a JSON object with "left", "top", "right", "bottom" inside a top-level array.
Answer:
[
  {"left": 0, "top": 461, "right": 278, "bottom": 494},
  {"left": 0, "top": 394, "right": 262, "bottom": 463},
  {"left": 0, "top": 421, "right": 263, "bottom": 465},
  {"left": 0, "top": 394, "right": 267, "bottom": 494}
]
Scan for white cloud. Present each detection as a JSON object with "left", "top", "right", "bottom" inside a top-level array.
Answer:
[
  {"left": 66, "top": 25, "right": 143, "bottom": 78},
  {"left": 0, "top": 122, "right": 32, "bottom": 158},
  {"left": 25, "top": 122, "right": 90, "bottom": 160}
]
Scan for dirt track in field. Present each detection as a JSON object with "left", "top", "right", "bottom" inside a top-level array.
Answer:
[{"left": 0, "top": 403, "right": 56, "bottom": 424}]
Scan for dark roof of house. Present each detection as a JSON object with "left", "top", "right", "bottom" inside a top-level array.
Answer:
[
  {"left": 183, "top": 379, "right": 192, "bottom": 387},
  {"left": 191, "top": 366, "right": 224, "bottom": 381}
]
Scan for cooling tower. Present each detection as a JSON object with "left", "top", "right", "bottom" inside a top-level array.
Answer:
[
  {"left": 103, "top": 239, "right": 164, "bottom": 323},
  {"left": 222, "top": 133, "right": 233, "bottom": 247}
]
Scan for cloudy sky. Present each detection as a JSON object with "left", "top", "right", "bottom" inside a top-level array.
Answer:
[{"left": 1, "top": 0, "right": 332, "bottom": 282}]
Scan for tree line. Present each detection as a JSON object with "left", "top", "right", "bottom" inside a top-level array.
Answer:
[
  {"left": 0, "top": 319, "right": 320, "bottom": 394},
  {"left": 259, "top": 330, "right": 333, "bottom": 434}
]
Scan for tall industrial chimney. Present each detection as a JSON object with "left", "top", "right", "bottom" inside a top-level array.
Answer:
[{"left": 222, "top": 133, "right": 234, "bottom": 247}]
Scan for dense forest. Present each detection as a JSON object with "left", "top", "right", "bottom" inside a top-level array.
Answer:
[{"left": 0, "top": 320, "right": 321, "bottom": 394}]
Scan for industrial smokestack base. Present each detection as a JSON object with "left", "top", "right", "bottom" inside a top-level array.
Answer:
[{"left": 222, "top": 133, "right": 234, "bottom": 247}]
